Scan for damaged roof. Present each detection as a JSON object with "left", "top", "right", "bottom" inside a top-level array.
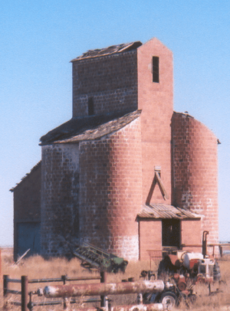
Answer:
[
  {"left": 138, "top": 203, "right": 201, "bottom": 220},
  {"left": 10, "top": 161, "right": 41, "bottom": 192},
  {"left": 40, "top": 110, "right": 141, "bottom": 145},
  {"left": 71, "top": 41, "right": 142, "bottom": 61}
]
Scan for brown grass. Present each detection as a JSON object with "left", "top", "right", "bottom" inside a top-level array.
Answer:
[{"left": 1, "top": 249, "right": 230, "bottom": 311}]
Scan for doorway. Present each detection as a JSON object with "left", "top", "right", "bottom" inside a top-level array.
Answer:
[
  {"left": 162, "top": 219, "right": 180, "bottom": 248},
  {"left": 17, "top": 222, "right": 40, "bottom": 258}
]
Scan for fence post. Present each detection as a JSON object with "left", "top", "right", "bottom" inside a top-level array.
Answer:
[
  {"left": 62, "top": 275, "right": 67, "bottom": 309},
  {"left": 61, "top": 275, "right": 66, "bottom": 285},
  {"left": 219, "top": 245, "right": 223, "bottom": 257},
  {"left": 100, "top": 271, "right": 107, "bottom": 307},
  {"left": 21, "top": 276, "right": 28, "bottom": 311},
  {"left": 0, "top": 249, "right": 1, "bottom": 284},
  {"left": 3, "top": 275, "right": 9, "bottom": 297}
]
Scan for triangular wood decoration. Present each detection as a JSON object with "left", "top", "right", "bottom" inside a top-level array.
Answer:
[{"left": 146, "top": 171, "right": 169, "bottom": 204}]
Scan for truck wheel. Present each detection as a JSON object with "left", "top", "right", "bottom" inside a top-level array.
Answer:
[{"left": 160, "top": 291, "right": 178, "bottom": 310}]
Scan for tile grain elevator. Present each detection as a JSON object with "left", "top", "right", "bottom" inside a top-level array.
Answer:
[{"left": 12, "top": 38, "right": 219, "bottom": 261}]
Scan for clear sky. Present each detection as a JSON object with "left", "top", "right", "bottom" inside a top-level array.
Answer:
[{"left": 1, "top": 0, "right": 230, "bottom": 246}]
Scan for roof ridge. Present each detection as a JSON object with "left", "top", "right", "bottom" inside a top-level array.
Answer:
[
  {"left": 40, "top": 110, "right": 141, "bottom": 145},
  {"left": 71, "top": 41, "right": 142, "bottom": 62}
]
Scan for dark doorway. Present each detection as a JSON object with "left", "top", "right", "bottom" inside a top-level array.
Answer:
[
  {"left": 17, "top": 222, "right": 40, "bottom": 258},
  {"left": 162, "top": 219, "right": 180, "bottom": 248}
]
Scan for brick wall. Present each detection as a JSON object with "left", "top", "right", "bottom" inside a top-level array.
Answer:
[
  {"left": 172, "top": 112, "right": 219, "bottom": 244},
  {"left": 79, "top": 117, "right": 142, "bottom": 260},
  {"left": 72, "top": 50, "right": 138, "bottom": 117},
  {"left": 139, "top": 220, "right": 162, "bottom": 261},
  {"left": 40, "top": 144, "right": 80, "bottom": 257},
  {"left": 13, "top": 162, "right": 41, "bottom": 260},
  {"left": 181, "top": 219, "right": 202, "bottom": 253},
  {"left": 137, "top": 38, "right": 173, "bottom": 205}
]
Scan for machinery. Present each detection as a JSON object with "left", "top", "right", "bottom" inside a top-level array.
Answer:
[
  {"left": 157, "top": 251, "right": 221, "bottom": 284},
  {"left": 141, "top": 250, "right": 221, "bottom": 309},
  {"left": 140, "top": 269, "right": 195, "bottom": 309},
  {"left": 71, "top": 243, "right": 128, "bottom": 273}
]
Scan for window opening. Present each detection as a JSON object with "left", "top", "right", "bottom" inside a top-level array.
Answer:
[
  {"left": 88, "top": 97, "right": 94, "bottom": 115},
  {"left": 152, "top": 56, "right": 159, "bottom": 83}
]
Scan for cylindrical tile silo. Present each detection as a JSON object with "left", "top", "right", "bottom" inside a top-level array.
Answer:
[
  {"left": 172, "top": 112, "right": 218, "bottom": 244},
  {"left": 79, "top": 116, "right": 142, "bottom": 260}
]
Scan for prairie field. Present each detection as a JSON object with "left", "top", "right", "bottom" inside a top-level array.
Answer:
[{"left": 1, "top": 249, "right": 230, "bottom": 311}]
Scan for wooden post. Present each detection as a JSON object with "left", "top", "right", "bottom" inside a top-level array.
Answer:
[
  {"left": 3, "top": 275, "right": 9, "bottom": 297},
  {"left": 62, "top": 275, "right": 67, "bottom": 310},
  {"left": 202, "top": 231, "right": 209, "bottom": 257},
  {"left": 61, "top": 275, "right": 66, "bottom": 284},
  {"left": 219, "top": 245, "right": 223, "bottom": 257},
  {"left": 21, "top": 276, "right": 28, "bottom": 311},
  {"left": 0, "top": 249, "right": 1, "bottom": 284},
  {"left": 100, "top": 271, "right": 107, "bottom": 307}
]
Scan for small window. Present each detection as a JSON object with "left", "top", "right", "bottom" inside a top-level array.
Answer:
[
  {"left": 152, "top": 56, "right": 159, "bottom": 83},
  {"left": 88, "top": 97, "right": 94, "bottom": 115}
]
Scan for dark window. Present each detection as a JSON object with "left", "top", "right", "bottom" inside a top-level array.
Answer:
[
  {"left": 152, "top": 56, "right": 159, "bottom": 83},
  {"left": 162, "top": 219, "right": 180, "bottom": 248},
  {"left": 88, "top": 97, "right": 94, "bottom": 115}
]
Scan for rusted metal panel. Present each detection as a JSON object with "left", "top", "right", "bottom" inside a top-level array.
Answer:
[
  {"left": 111, "top": 304, "right": 164, "bottom": 311},
  {"left": 71, "top": 304, "right": 164, "bottom": 311},
  {"left": 43, "top": 280, "right": 165, "bottom": 298},
  {"left": 69, "top": 308, "right": 97, "bottom": 311},
  {"left": 138, "top": 204, "right": 201, "bottom": 219}
]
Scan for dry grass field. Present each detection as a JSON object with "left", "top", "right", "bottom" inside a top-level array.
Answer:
[{"left": 0, "top": 248, "right": 230, "bottom": 311}]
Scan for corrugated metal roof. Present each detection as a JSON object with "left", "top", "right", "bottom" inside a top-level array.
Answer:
[
  {"left": 138, "top": 203, "right": 201, "bottom": 220},
  {"left": 71, "top": 41, "right": 142, "bottom": 61},
  {"left": 40, "top": 110, "right": 141, "bottom": 145}
]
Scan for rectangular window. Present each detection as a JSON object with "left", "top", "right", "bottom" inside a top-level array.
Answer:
[
  {"left": 152, "top": 56, "right": 159, "bottom": 83},
  {"left": 88, "top": 97, "right": 94, "bottom": 115}
]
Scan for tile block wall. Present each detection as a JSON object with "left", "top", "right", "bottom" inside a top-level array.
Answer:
[
  {"left": 79, "top": 117, "right": 142, "bottom": 260},
  {"left": 41, "top": 144, "right": 80, "bottom": 257},
  {"left": 139, "top": 219, "right": 162, "bottom": 261},
  {"left": 137, "top": 38, "right": 173, "bottom": 205},
  {"left": 172, "top": 112, "right": 219, "bottom": 244},
  {"left": 72, "top": 50, "right": 138, "bottom": 117},
  {"left": 181, "top": 219, "right": 202, "bottom": 253}
]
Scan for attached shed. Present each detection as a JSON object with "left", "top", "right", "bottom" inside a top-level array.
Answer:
[
  {"left": 137, "top": 204, "right": 201, "bottom": 260},
  {"left": 10, "top": 162, "right": 41, "bottom": 261}
]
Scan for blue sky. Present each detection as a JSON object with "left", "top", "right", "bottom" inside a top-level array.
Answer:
[{"left": 1, "top": 0, "right": 230, "bottom": 246}]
